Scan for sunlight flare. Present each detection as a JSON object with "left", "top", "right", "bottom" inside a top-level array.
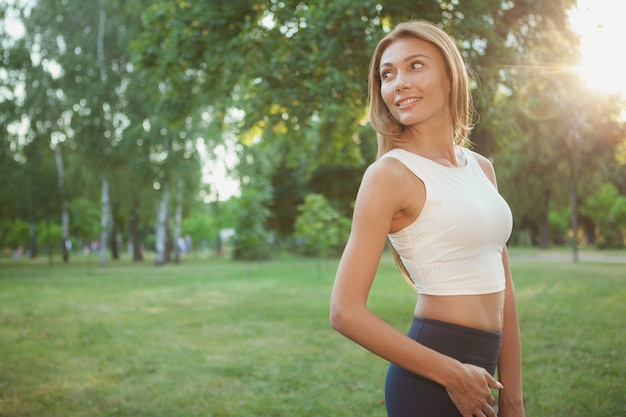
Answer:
[{"left": 570, "top": 0, "right": 626, "bottom": 96}]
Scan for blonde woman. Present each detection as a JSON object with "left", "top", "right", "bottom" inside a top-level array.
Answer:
[{"left": 330, "top": 21, "right": 524, "bottom": 417}]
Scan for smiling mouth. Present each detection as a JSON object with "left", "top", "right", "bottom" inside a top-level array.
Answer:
[{"left": 396, "top": 97, "right": 420, "bottom": 107}]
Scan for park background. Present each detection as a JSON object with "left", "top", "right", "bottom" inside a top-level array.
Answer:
[{"left": 1, "top": 0, "right": 625, "bottom": 416}]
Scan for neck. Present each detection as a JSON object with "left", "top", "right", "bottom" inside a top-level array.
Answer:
[{"left": 399, "top": 125, "right": 460, "bottom": 167}]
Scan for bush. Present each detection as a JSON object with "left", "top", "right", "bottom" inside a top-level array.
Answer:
[
  {"left": 548, "top": 207, "right": 570, "bottom": 245},
  {"left": 232, "top": 183, "right": 273, "bottom": 260},
  {"left": 581, "top": 183, "right": 626, "bottom": 249},
  {"left": 293, "top": 193, "right": 350, "bottom": 258},
  {"left": 0, "top": 219, "right": 31, "bottom": 250}
]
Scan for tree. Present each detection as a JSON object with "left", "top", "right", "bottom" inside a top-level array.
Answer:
[
  {"left": 4, "top": 0, "right": 620, "bottom": 261},
  {"left": 18, "top": 140, "right": 62, "bottom": 258},
  {"left": 132, "top": 0, "right": 589, "bottom": 254},
  {"left": 5, "top": 0, "right": 121, "bottom": 264},
  {"left": 231, "top": 145, "right": 274, "bottom": 261},
  {"left": 231, "top": 183, "right": 273, "bottom": 261},
  {"left": 3, "top": 0, "right": 206, "bottom": 266},
  {"left": 0, "top": 138, "right": 22, "bottom": 226},
  {"left": 481, "top": 3, "right": 623, "bottom": 258}
]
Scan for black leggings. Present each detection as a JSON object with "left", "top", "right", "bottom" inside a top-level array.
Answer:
[{"left": 385, "top": 317, "right": 502, "bottom": 417}]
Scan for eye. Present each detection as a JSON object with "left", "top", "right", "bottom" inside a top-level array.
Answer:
[
  {"left": 410, "top": 61, "right": 424, "bottom": 70},
  {"left": 380, "top": 70, "right": 393, "bottom": 81}
]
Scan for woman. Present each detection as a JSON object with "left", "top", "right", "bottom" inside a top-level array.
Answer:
[{"left": 330, "top": 21, "right": 525, "bottom": 417}]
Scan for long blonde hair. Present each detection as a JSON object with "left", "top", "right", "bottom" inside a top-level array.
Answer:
[{"left": 368, "top": 21, "right": 476, "bottom": 289}]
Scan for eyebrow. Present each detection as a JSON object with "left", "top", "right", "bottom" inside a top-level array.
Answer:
[{"left": 379, "top": 53, "right": 431, "bottom": 71}]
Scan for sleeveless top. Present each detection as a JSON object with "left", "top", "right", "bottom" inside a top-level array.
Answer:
[{"left": 382, "top": 147, "right": 513, "bottom": 296}]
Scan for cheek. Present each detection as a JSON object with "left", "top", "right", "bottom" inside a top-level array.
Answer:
[{"left": 380, "top": 85, "right": 395, "bottom": 110}]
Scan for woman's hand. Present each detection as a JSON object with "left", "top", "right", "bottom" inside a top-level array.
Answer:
[{"left": 445, "top": 363, "right": 503, "bottom": 417}]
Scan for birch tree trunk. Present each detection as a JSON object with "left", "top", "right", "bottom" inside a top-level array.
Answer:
[
  {"left": 29, "top": 222, "right": 37, "bottom": 258},
  {"left": 54, "top": 144, "right": 70, "bottom": 262},
  {"left": 155, "top": 182, "right": 170, "bottom": 266},
  {"left": 97, "top": 2, "right": 108, "bottom": 82},
  {"left": 174, "top": 177, "right": 183, "bottom": 263},
  {"left": 96, "top": 0, "right": 109, "bottom": 266},
  {"left": 100, "top": 177, "right": 110, "bottom": 266}
]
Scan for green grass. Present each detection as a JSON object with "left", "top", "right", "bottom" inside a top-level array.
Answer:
[{"left": 0, "top": 249, "right": 624, "bottom": 417}]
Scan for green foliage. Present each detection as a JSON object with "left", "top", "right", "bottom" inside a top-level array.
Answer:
[
  {"left": 308, "top": 163, "right": 364, "bottom": 218},
  {"left": 181, "top": 212, "right": 215, "bottom": 248},
  {"left": 267, "top": 162, "right": 308, "bottom": 239},
  {"left": 2, "top": 0, "right": 625, "bottom": 259},
  {"left": 18, "top": 140, "right": 62, "bottom": 224},
  {"left": 0, "top": 0, "right": 210, "bottom": 263},
  {"left": 0, "top": 220, "right": 31, "bottom": 250},
  {"left": 36, "top": 221, "right": 62, "bottom": 250},
  {"left": 180, "top": 198, "right": 240, "bottom": 251},
  {"left": 581, "top": 183, "right": 626, "bottom": 248},
  {"left": 548, "top": 206, "right": 570, "bottom": 244},
  {"left": 232, "top": 184, "right": 273, "bottom": 260},
  {"left": 0, "top": 143, "right": 22, "bottom": 222},
  {"left": 294, "top": 193, "right": 351, "bottom": 257},
  {"left": 67, "top": 198, "right": 100, "bottom": 241}
]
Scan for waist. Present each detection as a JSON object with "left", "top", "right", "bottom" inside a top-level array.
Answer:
[
  {"left": 406, "top": 317, "right": 502, "bottom": 373},
  {"left": 414, "top": 291, "right": 504, "bottom": 332}
]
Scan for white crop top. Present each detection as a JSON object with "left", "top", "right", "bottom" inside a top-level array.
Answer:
[{"left": 383, "top": 147, "right": 513, "bottom": 296}]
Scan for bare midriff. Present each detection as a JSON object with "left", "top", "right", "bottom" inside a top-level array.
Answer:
[{"left": 414, "top": 291, "right": 505, "bottom": 333}]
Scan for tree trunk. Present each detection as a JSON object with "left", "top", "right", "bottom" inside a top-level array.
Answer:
[
  {"left": 29, "top": 222, "right": 37, "bottom": 258},
  {"left": 539, "top": 189, "right": 551, "bottom": 249},
  {"left": 54, "top": 145, "right": 70, "bottom": 262},
  {"left": 174, "top": 177, "right": 183, "bottom": 263},
  {"left": 129, "top": 196, "right": 143, "bottom": 261},
  {"left": 214, "top": 197, "right": 222, "bottom": 257},
  {"left": 100, "top": 177, "right": 110, "bottom": 266},
  {"left": 569, "top": 175, "right": 579, "bottom": 262},
  {"left": 97, "top": 2, "right": 108, "bottom": 82},
  {"left": 110, "top": 217, "right": 119, "bottom": 260},
  {"left": 166, "top": 221, "right": 173, "bottom": 263},
  {"left": 155, "top": 182, "right": 170, "bottom": 266}
]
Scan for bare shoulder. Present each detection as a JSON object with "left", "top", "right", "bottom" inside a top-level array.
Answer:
[
  {"left": 356, "top": 156, "right": 414, "bottom": 217},
  {"left": 359, "top": 156, "right": 425, "bottom": 233},
  {"left": 468, "top": 149, "right": 497, "bottom": 187},
  {"left": 363, "top": 156, "right": 410, "bottom": 186}
]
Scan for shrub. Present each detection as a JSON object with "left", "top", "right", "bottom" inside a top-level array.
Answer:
[
  {"left": 232, "top": 183, "right": 273, "bottom": 260},
  {"left": 293, "top": 193, "right": 350, "bottom": 258}
]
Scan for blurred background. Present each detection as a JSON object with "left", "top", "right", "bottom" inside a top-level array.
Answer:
[{"left": 1, "top": 0, "right": 625, "bottom": 265}]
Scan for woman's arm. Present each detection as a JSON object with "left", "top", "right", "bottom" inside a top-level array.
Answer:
[
  {"left": 496, "top": 247, "right": 525, "bottom": 416},
  {"left": 330, "top": 159, "right": 502, "bottom": 417}
]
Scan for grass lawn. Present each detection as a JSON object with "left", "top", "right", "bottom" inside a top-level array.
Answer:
[{"left": 0, "top": 249, "right": 624, "bottom": 416}]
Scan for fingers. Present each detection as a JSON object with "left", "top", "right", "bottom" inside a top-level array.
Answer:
[
  {"left": 448, "top": 364, "right": 502, "bottom": 417},
  {"left": 450, "top": 389, "right": 497, "bottom": 417},
  {"left": 458, "top": 399, "right": 497, "bottom": 417},
  {"left": 474, "top": 398, "right": 498, "bottom": 417},
  {"left": 486, "top": 373, "right": 505, "bottom": 390}
]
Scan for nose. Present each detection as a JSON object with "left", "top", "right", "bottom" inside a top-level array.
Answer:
[{"left": 394, "top": 72, "right": 409, "bottom": 92}]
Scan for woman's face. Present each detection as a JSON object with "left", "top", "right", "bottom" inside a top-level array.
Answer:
[{"left": 379, "top": 37, "right": 451, "bottom": 128}]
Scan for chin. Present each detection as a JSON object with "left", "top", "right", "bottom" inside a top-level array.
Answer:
[{"left": 398, "top": 117, "right": 422, "bottom": 127}]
